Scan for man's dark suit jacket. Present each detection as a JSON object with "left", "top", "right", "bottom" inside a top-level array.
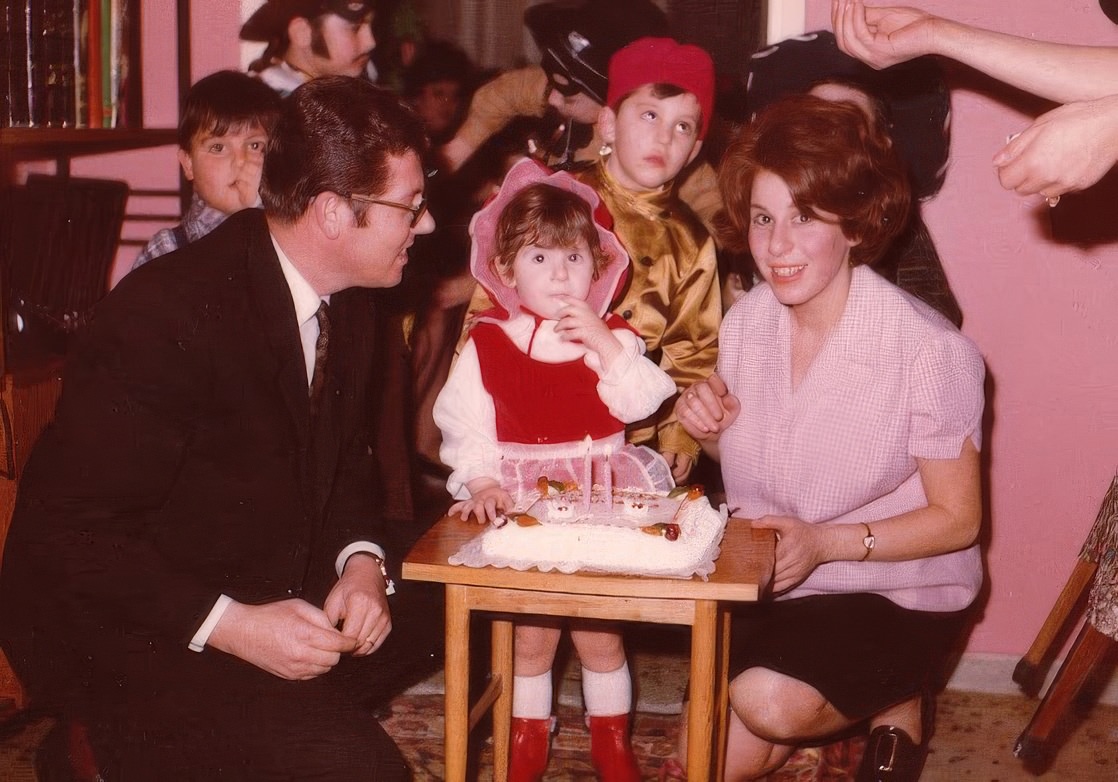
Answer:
[{"left": 0, "top": 209, "right": 393, "bottom": 713}]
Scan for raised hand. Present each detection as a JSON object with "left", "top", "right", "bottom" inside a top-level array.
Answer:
[
  {"left": 207, "top": 598, "right": 358, "bottom": 680},
  {"left": 832, "top": 0, "right": 938, "bottom": 69},
  {"left": 553, "top": 295, "right": 624, "bottom": 370},
  {"left": 232, "top": 151, "right": 265, "bottom": 210},
  {"left": 994, "top": 95, "right": 1118, "bottom": 198}
]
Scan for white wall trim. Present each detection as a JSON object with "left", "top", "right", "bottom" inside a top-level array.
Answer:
[
  {"left": 947, "top": 652, "right": 1118, "bottom": 706},
  {"left": 766, "top": 0, "right": 807, "bottom": 44}
]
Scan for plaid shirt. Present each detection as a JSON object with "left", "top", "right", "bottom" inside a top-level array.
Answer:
[
  {"left": 718, "top": 266, "right": 985, "bottom": 612},
  {"left": 132, "top": 194, "right": 232, "bottom": 270}
]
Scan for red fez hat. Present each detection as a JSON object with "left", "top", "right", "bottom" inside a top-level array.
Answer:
[{"left": 606, "top": 37, "right": 715, "bottom": 139}]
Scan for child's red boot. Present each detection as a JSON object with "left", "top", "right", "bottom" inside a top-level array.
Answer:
[
  {"left": 589, "top": 714, "right": 641, "bottom": 782},
  {"left": 509, "top": 716, "right": 551, "bottom": 782}
]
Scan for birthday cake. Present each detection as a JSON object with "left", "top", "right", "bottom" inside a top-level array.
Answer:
[{"left": 449, "top": 480, "right": 729, "bottom": 579}]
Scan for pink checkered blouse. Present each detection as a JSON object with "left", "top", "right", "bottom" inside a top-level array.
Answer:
[{"left": 719, "top": 266, "right": 985, "bottom": 612}]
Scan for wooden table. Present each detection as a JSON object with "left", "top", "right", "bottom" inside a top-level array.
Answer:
[{"left": 402, "top": 515, "right": 775, "bottom": 781}]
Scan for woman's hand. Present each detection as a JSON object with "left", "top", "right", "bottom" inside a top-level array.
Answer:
[
  {"left": 994, "top": 95, "right": 1118, "bottom": 198},
  {"left": 674, "top": 373, "right": 741, "bottom": 443},
  {"left": 450, "top": 478, "right": 512, "bottom": 525},
  {"left": 751, "top": 515, "right": 832, "bottom": 594}
]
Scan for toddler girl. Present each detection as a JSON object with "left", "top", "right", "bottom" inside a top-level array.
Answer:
[{"left": 434, "top": 158, "right": 675, "bottom": 781}]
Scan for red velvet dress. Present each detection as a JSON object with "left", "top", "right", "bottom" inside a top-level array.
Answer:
[{"left": 471, "top": 318, "right": 626, "bottom": 445}]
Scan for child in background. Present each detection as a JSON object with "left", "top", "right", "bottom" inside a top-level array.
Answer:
[
  {"left": 132, "top": 71, "right": 281, "bottom": 269},
  {"left": 434, "top": 158, "right": 675, "bottom": 781}
]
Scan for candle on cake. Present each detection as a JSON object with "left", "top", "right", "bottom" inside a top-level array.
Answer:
[
  {"left": 602, "top": 445, "right": 612, "bottom": 508},
  {"left": 581, "top": 435, "right": 593, "bottom": 513}
]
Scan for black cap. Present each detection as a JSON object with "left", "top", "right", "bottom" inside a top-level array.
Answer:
[
  {"left": 241, "top": 0, "right": 374, "bottom": 42},
  {"left": 524, "top": 0, "right": 668, "bottom": 105},
  {"left": 747, "top": 31, "right": 951, "bottom": 200}
]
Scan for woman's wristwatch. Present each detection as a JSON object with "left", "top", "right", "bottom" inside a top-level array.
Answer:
[{"left": 859, "top": 523, "right": 876, "bottom": 561}]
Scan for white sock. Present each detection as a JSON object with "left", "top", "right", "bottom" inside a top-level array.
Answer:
[
  {"left": 581, "top": 662, "right": 633, "bottom": 717},
  {"left": 512, "top": 671, "right": 553, "bottom": 719}
]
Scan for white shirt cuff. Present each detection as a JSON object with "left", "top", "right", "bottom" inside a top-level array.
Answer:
[
  {"left": 189, "top": 593, "right": 234, "bottom": 652},
  {"left": 335, "top": 541, "right": 395, "bottom": 595}
]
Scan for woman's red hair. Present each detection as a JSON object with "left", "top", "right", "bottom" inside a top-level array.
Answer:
[{"left": 717, "top": 94, "right": 911, "bottom": 266}]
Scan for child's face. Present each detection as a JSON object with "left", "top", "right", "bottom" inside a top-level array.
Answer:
[
  {"left": 179, "top": 122, "right": 268, "bottom": 215},
  {"left": 599, "top": 85, "right": 704, "bottom": 192},
  {"left": 504, "top": 239, "right": 595, "bottom": 319}
]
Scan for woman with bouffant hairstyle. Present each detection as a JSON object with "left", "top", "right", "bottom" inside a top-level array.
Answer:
[
  {"left": 717, "top": 94, "right": 910, "bottom": 266},
  {"left": 668, "top": 94, "right": 986, "bottom": 782}
]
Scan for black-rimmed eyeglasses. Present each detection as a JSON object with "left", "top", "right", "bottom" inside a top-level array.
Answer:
[{"left": 345, "top": 193, "right": 428, "bottom": 228}]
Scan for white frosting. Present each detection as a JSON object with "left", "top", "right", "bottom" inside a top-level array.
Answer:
[
  {"left": 469, "top": 491, "right": 728, "bottom": 578},
  {"left": 546, "top": 499, "right": 576, "bottom": 519}
]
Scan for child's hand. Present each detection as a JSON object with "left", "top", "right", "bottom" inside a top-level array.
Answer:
[
  {"left": 554, "top": 296, "right": 623, "bottom": 370},
  {"left": 233, "top": 153, "right": 265, "bottom": 211},
  {"left": 674, "top": 373, "right": 741, "bottom": 442},
  {"left": 450, "top": 479, "right": 512, "bottom": 525},
  {"left": 662, "top": 451, "right": 694, "bottom": 483}
]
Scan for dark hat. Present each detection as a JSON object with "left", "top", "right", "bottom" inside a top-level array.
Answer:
[
  {"left": 241, "top": 0, "right": 374, "bottom": 42},
  {"left": 524, "top": 0, "right": 668, "bottom": 105},
  {"left": 747, "top": 30, "right": 950, "bottom": 199}
]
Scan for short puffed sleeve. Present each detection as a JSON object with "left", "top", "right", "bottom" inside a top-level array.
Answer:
[{"left": 908, "top": 328, "right": 986, "bottom": 459}]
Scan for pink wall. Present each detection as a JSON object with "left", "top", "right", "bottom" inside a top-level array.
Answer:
[
  {"left": 57, "top": 1, "right": 1118, "bottom": 657},
  {"left": 71, "top": 0, "right": 245, "bottom": 286},
  {"left": 808, "top": 0, "right": 1118, "bottom": 655}
]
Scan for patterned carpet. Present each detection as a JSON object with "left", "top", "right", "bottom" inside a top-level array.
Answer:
[
  {"left": 4, "top": 639, "right": 1117, "bottom": 779},
  {"left": 381, "top": 694, "right": 865, "bottom": 781}
]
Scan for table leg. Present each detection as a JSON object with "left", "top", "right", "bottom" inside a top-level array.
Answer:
[
  {"left": 444, "top": 585, "right": 470, "bottom": 782},
  {"left": 491, "top": 618, "right": 514, "bottom": 782},
  {"left": 714, "top": 607, "right": 731, "bottom": 782},
  {"left": 688, "top": 599, "right": 718, "bottom": 780}
]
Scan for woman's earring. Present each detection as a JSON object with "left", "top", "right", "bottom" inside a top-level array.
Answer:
[{"left": 598, "top": 142, "right": 613, "bottom": 157}]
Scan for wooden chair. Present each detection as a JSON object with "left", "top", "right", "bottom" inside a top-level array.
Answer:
[{"left": 1013, "top": 475, "right": 1118, "bottom": 772}]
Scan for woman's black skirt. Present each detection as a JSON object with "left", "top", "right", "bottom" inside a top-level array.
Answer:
[{"left": 728, "top": 592, "right": 970, "bottom": 720}]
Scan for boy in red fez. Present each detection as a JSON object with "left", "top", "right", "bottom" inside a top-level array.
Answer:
[{"left": 583, "top": 36, "right": 722, "bottom": 485}]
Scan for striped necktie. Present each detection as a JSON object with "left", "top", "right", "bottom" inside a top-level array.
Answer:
[{"left": 309, "top": 301, "right": 330, "bottom": 415}]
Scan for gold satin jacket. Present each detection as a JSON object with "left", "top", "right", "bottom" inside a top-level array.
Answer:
[{"left": 578, "top": 162, "right": 721, "bottom": 460}]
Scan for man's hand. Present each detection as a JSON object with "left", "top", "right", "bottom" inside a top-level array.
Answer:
[
  {"left": 324, "top": 553, "right": 393, "bottom": 657},
  {"left": 674, "top": 374, "right": 741, "bottom": 443},
  {"left": 994, "top": 96, "right": 1118, "bottom": 198},
  {"left": 207, "top": 599, "right": 358, "bottom": 680},
  {"left": 832, "top": 0, "right": 938, "bottom": 70}
]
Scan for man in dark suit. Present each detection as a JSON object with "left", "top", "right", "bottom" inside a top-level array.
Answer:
[{"left": 0, "top": 76, "right": 436, "bottom": 780}]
